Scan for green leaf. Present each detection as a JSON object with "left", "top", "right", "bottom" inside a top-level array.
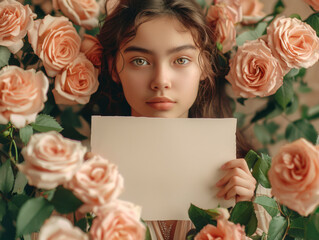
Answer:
[
  {"left": 61, "top": 126, "right": 87, "bottom": 141},
  {"left": 230, "top": 201, "right": 257, "bottom": 236},
  {"left": 236, "top": 22, "right": 267, "bottom": 46},
  {"left": 0, "top": 198, "right": 6, "bottom": 222},
  {"left": 51, "top": 186, "right": 83, "bottom": 214},
  {"left": 305, "top": 13, "right": 319, "bottom": 37},
  {"left": 254, "top": 196, "right": 279, "bottom": 217},
  {"left": 31, "top": 114, "right": 63, "bottom": 133},
  {"left": 264, "top": 122, "right": 280, "bottom": 135},
  {"left": 22, "top": 52, "right": 39, "bottom": 67},
  {"left": 285, "top": 119, "right": 317, "bottom": 144},
  {"left": 12, "top": 172, "right": 28, "bottom": 194},
  {"left": 19, "top": 125, "right": 33, "bottom": 145},
  {"left": 0, "top": 46, "right": 11, "bottom": 68},
  {"left": 0, "top": 159, "right": 14, "bottom": 194},
  {"left": 61, "top": 107, "right": 82, "bottom": 128},
  {"left": 290, "top": 14, "right": 302, "bottom": 20},
  {"left": 252, "top": 156, "right": 271, "bottom": 188},
  {"left": 234, "top": 112, "right": 246, "bottom": 128},
  {"left": 285, "top": 94, "right": 299, "bottom": 115},
  {"left": 306, "top": 212, "right": 319, "bottom": 239},
  {"left": 75, "top": 218, "right": 88, "bottom": 233},
  {"left": 245, "top": 150, "right": 260, "bottom": 170},
  {"left": 267, "top": 216, "right": 288, "bottom": 240},
  {"left": 273, "top": 0, "right": 285, "bottom": 14},
  {"left": 306, "top": 104, "right": 319, "bottom": 120},
  {"left": 188, "top": 204, "right": 217, "bottom": 231},
  {"left": 274, "top": 79, "right": 294, "bottom": 109},
  {"left": 288, "top": 217, "right": 306, "bottom": 238},
  {"left": 8, "top": 194, "right": 31, "bottom": 220},
  {"left": 254, "top": 123, "right": 272, "bottom": 145},
  {"left": 16, "top": 197, "right": 54, "bottom": 237}
]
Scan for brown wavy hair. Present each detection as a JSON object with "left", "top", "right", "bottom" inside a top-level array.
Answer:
[{"left": 92, "top": 0, "right": 251, "bottom": 157}]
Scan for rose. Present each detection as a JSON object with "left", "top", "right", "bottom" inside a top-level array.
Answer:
[
  {"left": 215, "top": 0, "right": 242, "bottom": 23},
  {"left": 28, "top": 15, "right": 81, "bottom": 77},
  {"left": 98, "top": 0, "right": 119, "bottom": 15},
  {"left": 39, "top": 216, "right": 88, "bottom": 240},
  {"left": 52, "top": 53, "right": 99, "bottom": 105},
  {"left": 80, "top": 34, "right": 103, "bottom": 69},
  {"left": 0, "top": 66, "right": 49, "bottom": 128},
  {"left": 0, "top": 0, "right": 36, "bottom": 54},
  {"left": 52, "top": 0, "right": 99, "bottom": 30},
  {"left": 64, "top": 154, "right": 124, "bottom": 213},
  {"left": 303, "top": 0, "right": 319, "bottom": 11},
  {"left": 207, "top": 4, "right": 237, "bottom": 53},
  {"left": 267, "top": 16, "right": 319, "bottom": 72},
  {"left": 89, "top": 200, "right": 146, "bottom": 240},
  {"left": 241, "top": 0, "right": 265, "bottom": 24},
  {"left": 18, "top": 131, "right": 86, "bottom": 189},
  {"left": 268, "top": 138, "right": 319, "bottom": 216},
  {"left": 194, "top": 220, "right": 246, "bottom": 240},
  {"left": 225, "top": 38, "right": 284, "bottom": 98}
]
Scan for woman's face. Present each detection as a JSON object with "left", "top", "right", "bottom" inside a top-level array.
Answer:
[{"left": 115, "top": 16, "right": 203, "bottom": 118}]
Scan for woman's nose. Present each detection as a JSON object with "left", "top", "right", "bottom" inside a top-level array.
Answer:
[{"left": 150, "top": 65, "right": 172, "bottom": 90}]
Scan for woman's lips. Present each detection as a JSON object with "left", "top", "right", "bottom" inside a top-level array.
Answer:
[{"left": 146, "top": 97, "right": 176, "bottom": 110}]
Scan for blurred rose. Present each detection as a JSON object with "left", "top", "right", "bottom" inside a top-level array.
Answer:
[
  {"left": 0, "top": 66, "right": 48, "bottom": 128},
  {"left": 215, "top": 0, "right": 242, "bottom": 23},
  {"left": 194, "top": 220, "right": 246, "bottom": 240},
  {"left": 39, "top": 216, "right": 88, "bottom": 240},
  {"left": 242, "top": 0, "right": 265, "bottom": 24},
  {"left": 52, "top": 0, "right": 99, "bottom": 30},
  {"left": 52, "top": 53, "right": 99, "bottom": 105},
  {"left": 267, "top": 16, "right": 319, "bottom": 72},
  {"left": 81, "top": 34, "right": 103, "bottom": 69},
  {"left": 90, "top": 200, "right": 146, "bottom": 240},
  {"left": 226, "top": 39, "right": 284, "bottom": 98},
  {"left": 0, "top": 0, "right": 36, "bottom": 54},
  {"left": 207, "top": 4, "right": 237, "bottom": 53},
  {"left": 99, "top": 0, "right": 119, "bottom": 15},
  {"left": 18, "top": 131, "right": 86, "bottom": 189},
  {"left": 28, "top": 15, "right": 81, "bottom": 77},
  {"left": 64, "top": 154, "right": 124, "bottom": 213},
  {"left": 268, "top": 138, "right": 319, "bottom": 216},
  {"left": 303, "top": 0, "right": 319, "bottom": 11}
]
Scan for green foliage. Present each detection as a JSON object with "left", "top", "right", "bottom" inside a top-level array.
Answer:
[
  {"left": 254, "top": 196, "right": 279, "bottom": 217},
  {"left": 305, "top": 12, "right": 319, "bottom": 37},
  {"left": 12, "top": 172, "right": 28, "bottom": 195},
  {"left": 0, "top": 46, "right": 11, "bottom": 68},
  {"left": 19, "top": 125, "right": 33, "bottom": 145},
  {"left": 0, "top": 160, "right": 14, "bottom": 194},
  {"left": 267, "top": 216, "right": 288, "bottom": 240},
  {"left": 31, "top": 114, "right": 63, "bottom": 133},
  {"left": 236, "top": 22, "right": 268, "bottom": 46},
  {"left": 51, "top": 186, "right": 83, "bottom": 214},
  {"left": 188, "top": 204, "right": 217, "bottom": 232},
  {"left": 285, "top": 119, "right": 317, "bottom": 144},
  {"left": 275, "top": 78, "right": 294, "bottom": 110}
]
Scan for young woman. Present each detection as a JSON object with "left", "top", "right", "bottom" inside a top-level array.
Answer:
[{"left": 94, "top": 0, "right": 257, "bottom": 239}]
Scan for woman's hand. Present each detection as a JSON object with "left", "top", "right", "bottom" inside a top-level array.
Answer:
[{"left": 215, "top": 158, "right": 257, "bottom": 202}]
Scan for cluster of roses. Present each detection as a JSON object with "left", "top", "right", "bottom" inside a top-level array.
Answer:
[
  {"left": 18, "top": 131, "right": 146, "bottom": 239},
  {"left": 0, "top": 0, "right": 103, "bottom": 128},
  {"left": 207, "top": 0, "right": 319, "bottom": 99}
]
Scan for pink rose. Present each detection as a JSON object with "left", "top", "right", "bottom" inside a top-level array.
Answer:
[
  {"left": 215, "top": 0, "right": 242, "bottom": 23},
  {"left": 207, "top": 4, "right": 237, "bottom": 53},
  {"left": 18, "top": 131, "right": 86, "bottom": 189},
  {"left": 225, "top": 39, "right": 284, "bottom": 98},
  {"left": 52, "top": 53, "right": 99, "bottom": 105},
  {"left": 267, "top": 16, "right": 319, "bottom": 72},
  {"left": 303, "top": 0, "right": 319, "bottom": 11},
  {"left": 90, "top": 200, "right": 146, "bottom": 240},
  {"left": 268, "top": 138, "right": 319, "bottom": 216},
  {"left": 28, "top": 15, "right": 81, "bottom": 77},
  {"left": 241, "top": 0, "right": 265, "bottom": 24},
  {"left": 39, "top": 216, "right": 88, "bottom": 240},
  {"left": 0, "top": 0, "right": 36, "bottom": 54},
  {"left": 64, "top": 155, "right": 124, "bottom": 213},
  {"left": 80, "top": 34, "right": 103, "bottom": 69},
  {"left": 52, "top": 0, "right": 99, "bottom": 30},
  {"left": 0, "top": 66, "right": 48, "bottom": 128},
  {"left": 194, "top": 220, "right": 246, "bottom": 240}
]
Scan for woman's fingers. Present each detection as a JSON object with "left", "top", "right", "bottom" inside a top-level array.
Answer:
[{"left": 221, "top": 158, "right": 250, "bottom": 173}]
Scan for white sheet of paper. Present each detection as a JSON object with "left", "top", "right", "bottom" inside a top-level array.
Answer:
[{"left": 91, "top": 116, "right": 236, "bottom": 220}]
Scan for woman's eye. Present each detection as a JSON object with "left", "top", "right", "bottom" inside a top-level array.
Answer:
[
  {"left": 132, "top": 58, "right": 149, "bottom": 66},
  {"left": 175, "top": 58, "right": 190, "bottom": 65}
]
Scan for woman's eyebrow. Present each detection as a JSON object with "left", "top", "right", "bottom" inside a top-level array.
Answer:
[{"left": 123, "top": 45, "right": 197, "bottom": 55}]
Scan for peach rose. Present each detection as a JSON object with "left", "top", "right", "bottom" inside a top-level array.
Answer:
[
  {"left": 0, "top": 66, "right": 48, "bottom": 128},
  {"left": 52, "top": 53, "right": 99, "bottom": 105},
  {"left": 18, "top": 131, "right": 86, "bottom": 189},
  {"left": 267, "top": 16, "right": 319, "bottom": 72},
  {"left": 0, "top": 0, "right": 36, "bottom": 54},
  {"left": 52, "top": 0, "right": 99, "bottom": 30},
  {"left": 99, "top": 0, "right": 119, "bottom": 15},
  {"left": 303, "top": 0, "right": 319, "bottom": 11},
  {"left": 194, "top": 220, "right": 246, "bottom": 240},
  {"left": 268, "top": 138, "right": 319, "bottom": 216},
  {"left": 39, "top": 216, "right": 88, "bottom": 240},
  {"left": 64, "top": 155, "right": 124, "bottom": 213},
  {"left": 80, "top": 34, "right": 103, "bottom": 69},
  {"left": 207, "top": 4, "right": 237, "bottom": 53},
  {"left": 90, "top": 200, "right": 146, "bottom": 240},
  {"left": 28, "top": 15, "right": 81, "bottom": 77},
  {"left": 225, "top": 39, "right": 284, "bottom": 98},
  {"left": 215, "top": 0, "right": 242, "bottom": 23},
  {"left": 242, "top": 0, "right": 265, "bottom": 24}
]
